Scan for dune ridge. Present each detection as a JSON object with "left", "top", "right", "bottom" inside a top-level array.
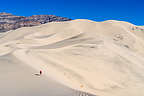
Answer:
[{"left": 0, "top": 19, "right": 144, "bottom": 96}]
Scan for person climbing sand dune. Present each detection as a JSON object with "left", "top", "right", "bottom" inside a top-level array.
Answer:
[
  {"left": 34, "top": 70, "right": 43, "bottom": 76},
  {"left": 40, "top": 70, "right": 42, "bottom": 75}
]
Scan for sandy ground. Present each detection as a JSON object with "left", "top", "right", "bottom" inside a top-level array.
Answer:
[
  {"left": 0, "top": 54, "right": 94, "bottom": 96},
  {"left": 0, "top": 19, "right": 144, "bottom": 96},
  {"left": 0, "top": 55, "right": 73, "bottom": 96}
]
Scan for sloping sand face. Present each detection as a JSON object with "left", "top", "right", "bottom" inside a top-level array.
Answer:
[
  {"left": 0, "top": 55, "right": 73, "bottom": 96},
  {"left": 0, "top": 54, "right": 94, "bottom": 96},
  {"left": 0, "top": 19, "right": 144, "bottom": 96}
]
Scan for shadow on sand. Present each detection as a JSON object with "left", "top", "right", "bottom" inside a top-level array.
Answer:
[
  {"left": 34, "top": 73, "right": 41, "bottom": 76},
  {"left": 72, "top": 89, "right": 97, "bottom": 96}
]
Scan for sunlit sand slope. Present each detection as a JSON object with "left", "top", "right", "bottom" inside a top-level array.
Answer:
[{"left": 1, "top": 19, "right": 144, "bottom": 96}]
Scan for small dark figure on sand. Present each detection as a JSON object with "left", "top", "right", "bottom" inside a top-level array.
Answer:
[
  {"left": 40, "top": 70, "right": 42, "bottom": 75},
  {"left": 34, "top": 70, "right": 43, "bottom": 76}
]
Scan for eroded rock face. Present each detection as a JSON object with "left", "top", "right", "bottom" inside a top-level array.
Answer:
[{"left": 0, "top": 12, "right": 71, "bottom": 32}]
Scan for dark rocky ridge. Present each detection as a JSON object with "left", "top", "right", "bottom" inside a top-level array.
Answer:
[{"left": 0, "top": 12, "right": 71, "bottom": 32}]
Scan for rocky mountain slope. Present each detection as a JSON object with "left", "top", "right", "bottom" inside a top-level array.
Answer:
[{"left": 0, "top": 12, "right": 71, "bottom": 32}]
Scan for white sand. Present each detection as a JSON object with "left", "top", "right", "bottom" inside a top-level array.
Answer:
[
  {"left": 0, "top": 19, "right": 144, "bottom": 96},
  {"left": 0, "top": 54, "right": 78, "bottom": 96}
]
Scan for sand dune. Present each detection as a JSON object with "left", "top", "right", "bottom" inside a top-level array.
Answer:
[
  {"left": 0, "top": 54, "right": 76, "bottom": 96},
  {"left": 1, "top": 19, "right": 144, "bottom": 96}
]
